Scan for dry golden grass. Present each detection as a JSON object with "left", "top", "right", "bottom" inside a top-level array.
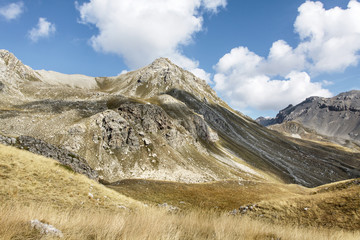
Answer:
[
  {"left": 0, "top": 144, "right": 140, "bottom": 211},
  {"left": 108, "top": 179, "right": 309, "bottom": 211},
  {"left": 1, "top": 144, "right": 360, "bottom": 239},
  {"left": 1, "top": 203, "right": 359, "bottom": 240},
  {"left": 243, "top": 179, "right": 360, "bottom": 231},
  {"left": 293, "top": 137, "right": 360, "bottom": 153},
  {"left": 108, "top": 178, "right": 360, "bottom": 231}
]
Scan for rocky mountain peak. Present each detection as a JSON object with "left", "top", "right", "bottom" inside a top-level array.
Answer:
[
  {"left": 304, "top": 96, "right": 323, "bottom": 103},
  {"left": 334, "top": 90, "right": 360, "bottom": 100},
  {"left": 0, "top": 49, "right": 11, "bottom": 58},
  {"left": 149, "top": 57, "right": 174, "bottom": 70},
  {"left": 100, "top": 57, "right": 222, "bottom": 104},
  {"left": 138, "top": 57, "right": 182, "bottom": 85},
  {"left": 1, "top": 50, "right": 18, "bottom": 69},
  {"left": 257, "top": 90, "right": 360, "bottom": 143},
  {"left": 1, "top": 49, "right": 24, "bottom": 70},
  {"left": 0, "top": 49, "right": 39, "bottom": 83}
]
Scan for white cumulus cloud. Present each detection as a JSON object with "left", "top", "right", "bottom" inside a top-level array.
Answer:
[
  {"left": 214, "top": 0, "right": 360, "bottom": 111},
  {"left": 28, "top": 17, "right": 56, "bottom": 42},
  {"left": 295, "top": 0, "right": 360, "bottom": 73},
  {"left": 0, "top": 1, "right": 24, "bottom": 21},
  {"left": 262, "top": 40, "right": 306, "bottom": 76},
  {"left": 214, "top": 47, "right": 332, "bottom": 110},
  {"left": 77, "top": 0, "right": 226, "bottom": 82}
]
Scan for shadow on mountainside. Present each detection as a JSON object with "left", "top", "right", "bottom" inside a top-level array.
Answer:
[
  {"left": 11, "top": 96, "right": 145, "bottom": 118},
  {"left": 165, "top": 88, "right": 360, "bottom": 187}
]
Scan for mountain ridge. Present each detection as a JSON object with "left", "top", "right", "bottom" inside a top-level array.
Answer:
[
  {"left": 257, "top": 90, "right": 360, "bottom": 146},
  {"left": 1, "top": 49, "right": 359, "bottom": 187}
]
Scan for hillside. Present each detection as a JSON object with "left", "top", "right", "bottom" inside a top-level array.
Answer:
[
  {"left": 257, "top": 91, "right": 360, "bottom": 149},
  {"left": 0, "top": 144, "right": 140, "bottom": 211},
  {"left": 0, "top": 49, "right": 360, "bottom": 187},
  {"left": 108, "top": 178, "right": 360, "bottom": 231},
  {"left": 1, "top": 144, "right": 360, "bottom": 239},
  {"left": 238, "top": 178, "right": 360, "bottom": 230}
]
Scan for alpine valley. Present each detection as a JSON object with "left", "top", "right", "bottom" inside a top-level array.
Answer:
[{"left": 1, "top": 49, "right": 360, "bottom": 239}]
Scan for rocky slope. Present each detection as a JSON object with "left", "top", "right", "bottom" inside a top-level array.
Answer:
[
  {"left": 0, "top": 134, "right": 98, "bottom": 179},
  {"left": 0, "top": 144, "right": 140, "bottom": 211},
  {"left": 1, "top": 49, "right": 360, "bottom": 187},
  {"left": 257, "top": 91, "right": 360, "bottom": 147}
]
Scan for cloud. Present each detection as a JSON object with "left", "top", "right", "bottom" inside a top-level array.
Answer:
[
  {"left": 214, "top": 47, "right": 262, "bottom": 78},
  {"left": 118, "top": 70, "right": 128, "bottom": 75},
  {"left": 28, "top": 17, "right": 56, "bottom": 42},
  {"left": 76, "top": 0, "right": 226, "bottom": 80},
  {"left": 190, "top": 68, "right": 211, "bottom": 83},
  {"left": 214, "top": 47, "right": 332, "bottom": 110},
  {"left": 0, "top": 1, "right": 24, "bottom": 21},
  {"left": 295, "top": 0, "right": 360, "bottom": 73},
  {"left": 262, "top": 40, "right": 306, "bottom": 76},
  {"left": 202, "top": 0, "right": 227, "bottom": 13},
  {"left": 214, "top": 0, "right": 360, "bottom": 111}
]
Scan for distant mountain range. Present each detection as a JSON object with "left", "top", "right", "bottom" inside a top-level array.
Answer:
[
  {"left": 1, "top": 49, "right": 359, "bottom": 187},
  {"left": 256, "top": 91, "right": 360, "bottom": 149}
]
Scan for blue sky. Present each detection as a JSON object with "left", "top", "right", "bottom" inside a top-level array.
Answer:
[{"left": 1, "top": 0, "right": 359, "bottom": 118}]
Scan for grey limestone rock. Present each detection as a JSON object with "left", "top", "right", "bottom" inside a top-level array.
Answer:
[
  {"left": 0, "top": 134, "right": 98, "bottom": 180},
  {"left": 99, "top": 110, "right": 137, "bottom": 150},
  {"left": 143, "top": 138, "right": 151, "bottom": 145},
  {"left": 193, "top": 114, "right": 219, "bottom": 142},
  {"left": 118, "top": 102, "right": 173, "bottom": 133},
  {"left": 30, "top": 219, "right": 63, "bottom": 238}
]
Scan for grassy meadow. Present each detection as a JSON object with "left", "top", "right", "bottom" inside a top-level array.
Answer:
[
  {"left": 1, "top": 144, "right": 360, "bottom": 239},
  {"left": 2, "top": 203, "right": 360, "bottom": 240}
]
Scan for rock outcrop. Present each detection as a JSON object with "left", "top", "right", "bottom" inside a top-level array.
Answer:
[
  {"left": 0, "top": 50, "right": 39, "bottom": 83},
  {"left": 30, "top": 219, "right": 63, "bottom": 238},
  {"left": 0, "top": 134, "right": 98, "bottom": 179}
]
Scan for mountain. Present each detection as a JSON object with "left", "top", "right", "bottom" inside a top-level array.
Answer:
[
  {"left": 257, "top": 91, "right": 360, "bottom": 148},
  {"left": 0, "top": 49, "right": 360, "bottom": 187}
]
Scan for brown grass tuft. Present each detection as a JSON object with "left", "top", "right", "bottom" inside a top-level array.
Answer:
[
  {"left": 1, "top": 144, "right": 360, "bottom": 239},
  {"left": 1, "top": 203, "right": 359, "bottom": 240}
]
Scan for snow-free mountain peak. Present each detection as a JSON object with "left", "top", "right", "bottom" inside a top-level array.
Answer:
[
  {"left": 149, "top": 57, "right": 174, "bottom": 69},
  {"left": 97, "top": 57, "right": 222, "bottom": 104},
  {"left": 257, "top": 90, "right": 360, "bottom": 146},
  {"left": 1, "top": 49, "right": 359, "bottom": 187},
  {"left": 0, "top": 49, "right": 39, "bottom": 83}
]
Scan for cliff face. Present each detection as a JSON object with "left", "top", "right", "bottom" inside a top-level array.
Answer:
[{"left": 1, "top": 49, "right": 360, "bottom": 187}]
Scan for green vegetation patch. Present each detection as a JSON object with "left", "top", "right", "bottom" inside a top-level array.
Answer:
[{"left": 55, "top": 163, "right": 75, "bottom": 173}]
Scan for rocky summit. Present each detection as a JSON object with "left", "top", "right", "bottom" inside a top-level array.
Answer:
[
  {"left": 257, "top": 91, "right": 360, "bottom": 147},
  {"left": 0, "top": 49, "right": 360, "bottom": 187}
]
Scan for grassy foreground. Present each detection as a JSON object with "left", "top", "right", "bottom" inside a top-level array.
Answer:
[
  {"left": 1, "top": 144, "right": 360, "bottom": 239},
  {"left": 1, "top": 203, "right": 360, "bottom": 240},
  {"left": 108, "top": 179, "right": 360, "bottom": 232},
  {"left": 0, "top": 144, "right": 140, "bottom": 211}
]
